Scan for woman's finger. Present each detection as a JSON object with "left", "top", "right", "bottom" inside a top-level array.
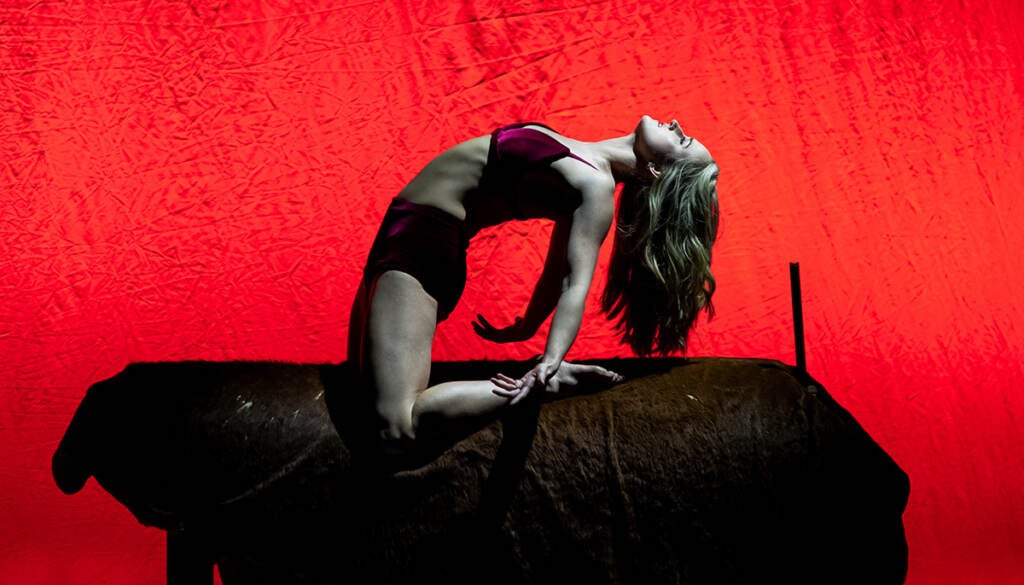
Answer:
[
  {"left": 490, "top": 377, "right": 518, "bottom": 391},
  {"left": 546, "top": 377, "right": 560, "bottom": 394},
  {"left": 509, "top": 386, "right": 531, "bottom": 406},
  {"left": 472, "top": 320, "right": 493, "bottom": 337},
  {"left": 495, "top": 373, "right": 520, "bottom": 386},
  {"left": 520, "top": 373, "right": 537, "bottom": 392},
  {"left": 535, "top": 365, "right": 552, "bottom": 387},
  {"left": 492, "top": 387, "right": 518, "bottom": 398}
]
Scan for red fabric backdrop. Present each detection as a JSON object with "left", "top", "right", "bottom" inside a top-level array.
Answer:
[{"left": 2, "top": 0, "right": 1022, "bottom": 583}]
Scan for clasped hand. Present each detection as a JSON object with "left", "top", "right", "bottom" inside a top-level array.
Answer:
[{"left": 490, "top": 359, "right": 624, "bottom": 406}]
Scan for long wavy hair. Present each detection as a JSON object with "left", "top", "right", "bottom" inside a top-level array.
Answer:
[{"left": 601, "top": 157, "right": 720, "bottom": 356}]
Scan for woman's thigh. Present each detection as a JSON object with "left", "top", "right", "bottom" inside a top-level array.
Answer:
[{"left": 362, "top": 270, "right": 438, "bottom": 428}]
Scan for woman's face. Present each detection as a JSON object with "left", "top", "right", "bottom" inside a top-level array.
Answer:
[{"left": 635, "top": 115, "right": 712, "bottom": 166}]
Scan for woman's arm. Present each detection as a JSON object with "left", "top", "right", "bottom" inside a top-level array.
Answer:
[
  {"left": 542, "top": 194, "right": 612, "bottom": 364},
  {"left": 473, "top": 221, "right": 570, "bottom": 342},
  {"left": 503, "top": 183, "right": 614, "bottom": 403}
]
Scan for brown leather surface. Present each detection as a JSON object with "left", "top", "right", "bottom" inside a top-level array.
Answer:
[{"left": 54, "top": 358, "right": 909, "bottom": 584}]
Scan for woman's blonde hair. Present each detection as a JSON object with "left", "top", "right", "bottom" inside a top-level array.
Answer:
[{"left": 601, "top": 157, "right": 720, "bottom": 356}]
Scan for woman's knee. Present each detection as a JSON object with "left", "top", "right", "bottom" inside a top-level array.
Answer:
[{"left": 375, "top": 398, "right": 416, "bottom": 442}]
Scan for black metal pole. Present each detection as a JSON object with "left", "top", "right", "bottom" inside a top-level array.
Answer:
[{"left": 789, "top": 262, "right": 806, "bottom": 374}]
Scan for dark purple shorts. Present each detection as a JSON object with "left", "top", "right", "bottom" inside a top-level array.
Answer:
[{"left": 363, "top": 197, "right": 470, "bottom": 321}]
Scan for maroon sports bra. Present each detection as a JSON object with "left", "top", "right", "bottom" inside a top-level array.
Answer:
[
  {"left": 490, "top": 122, "right": 598, "bottom": 170},
  {"left": 482, "top": 123, "right": 598, "bottom": 219}
]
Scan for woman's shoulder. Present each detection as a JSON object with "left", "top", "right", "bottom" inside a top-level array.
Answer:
[{"left": 558, "top": 158, "right": 615, "bottom": 198}]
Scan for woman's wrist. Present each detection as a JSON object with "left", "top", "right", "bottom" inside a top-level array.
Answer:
[{"left": 538, "top": 354, "right": 563, "bottom": 371}]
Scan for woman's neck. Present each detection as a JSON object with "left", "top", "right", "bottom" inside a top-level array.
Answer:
[{"left": 592, "top": 134, "right": 639, "bottom": 183}]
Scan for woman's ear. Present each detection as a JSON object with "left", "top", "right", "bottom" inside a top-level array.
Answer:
[{"left": 647, "top": 161, "right": 662, "bottom": 179}]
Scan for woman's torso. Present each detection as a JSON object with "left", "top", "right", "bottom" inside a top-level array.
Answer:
[{"left": 396, "top": 124, "right": 607, "bottom": 235}]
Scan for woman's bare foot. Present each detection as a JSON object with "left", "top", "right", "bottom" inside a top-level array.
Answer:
[
  {"left": 545, "top": 361, "right": 623, "bottom": 394},
  {"left": 491, "top": 361, "right": 623, "bottom": 403}
]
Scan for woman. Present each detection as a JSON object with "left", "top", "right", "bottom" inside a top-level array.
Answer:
[{"left": 347, "top": 115, "right": 719, "bottom": 460}]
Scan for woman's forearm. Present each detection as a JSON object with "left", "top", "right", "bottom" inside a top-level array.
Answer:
[
  {"left": 542, "top": 283, "right": 589, "bottom": 366},
  {"left": 539, "top": 193, "right": 609, "bottom": 368},
  {"left": 521, "top": 220, "right": 571, "bottom": 334},
  {"left": 520, "top": 265, "right": 562, "bottom": 333}
]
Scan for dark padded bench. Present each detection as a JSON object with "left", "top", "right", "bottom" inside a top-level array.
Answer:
[{"left": 53, "top": 357, "right": 909, "bottom": 584}]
